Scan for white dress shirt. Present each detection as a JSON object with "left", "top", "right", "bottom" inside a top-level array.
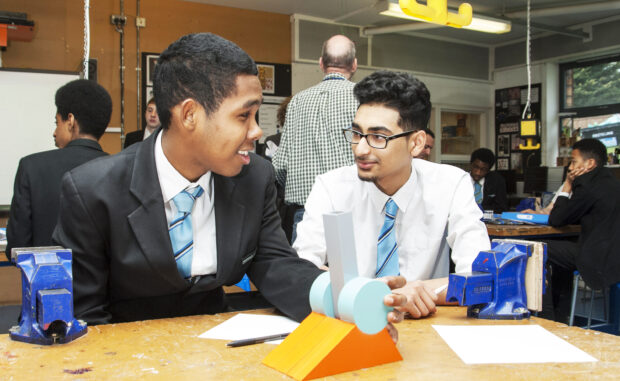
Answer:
[
  {"left": 294, "top": 159, "right": 491, "bottom": 280},
  {"left": 155, "top": 131, "right": 217, "bottom": 276},
  {"left": 143, "top": 127, "right": 154, "bottom": 141}
]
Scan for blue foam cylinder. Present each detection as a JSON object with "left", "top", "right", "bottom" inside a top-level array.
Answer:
[
  {"left": 338, "top": 277, "right": 393, "bottom": 335},
  {"left": 309, "top": 272, "right": 335, "bottom": 318}
]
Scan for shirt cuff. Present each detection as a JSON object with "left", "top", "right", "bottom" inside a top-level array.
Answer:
[{"left": 556, "top": 191, "right": 571, "bottom": 199}]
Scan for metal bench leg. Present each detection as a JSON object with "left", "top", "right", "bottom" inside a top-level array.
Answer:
[
  {"left": 587, "top": 288, "right": 595, "bottom": 329},
  {"left": 569, "top": 272, "right": 580, "bottom": 327}
]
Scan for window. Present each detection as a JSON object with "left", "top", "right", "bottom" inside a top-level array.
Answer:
[
  {"left": 559, "top": 55, "right": 620, "bottom": 164},
  {"left": 560, "top": 54, "right": 620, "bottom": 114}
]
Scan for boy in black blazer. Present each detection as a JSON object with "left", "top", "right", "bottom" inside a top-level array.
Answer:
[
  {"left": 123, "top": 97, "right": 161, "bottom": 148},
  {"left": 545, "top": 139, "right": 620, "bottom": 322},
  {"left": 5, "top": 80, "right": 111, "bottom": 260},
  {"left": 470, "top": 148, "right": 508, "bottom": 213},
  {"left": 52, "top": 34, "right": 413, "bottom": 333}
]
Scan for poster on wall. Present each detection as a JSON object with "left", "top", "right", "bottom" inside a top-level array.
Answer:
[
  {"left": 494, "top": 83, "right": 542, "bottom": 190},
  {"left": 499, "top": 122, "right": 519, "bottom": 134},
  {"left": 511, "top": 152, "right": 523, "bottom": 173},
  {"left": 508, "top": 87, "right": 522, "bottom": 117},
  {"left": 257, "top": 64, "right": 275, "bottom": 94},
  {"left": 258, "top": 103, "right": 280, "bottom": 142},
  {"left": 497, "top": 158, "right": 509, "bottom": 171},
  {"left": 498, "top": 135, "right": 510, "bottom": 157},
  {"left": 511, "top": 134, "right": 522, "bottom": 150},
  {"left": 146, "top": 54, "right": 159, "bottom": 86},
  {"left": 145, "top": 86, "right": 154, "bottom": 103},
  {"left": 521, "top": 86, "right": 540, "bottom": 104},
  {"left": 253, "top": 63, "right": 291, "bottom": 149}
]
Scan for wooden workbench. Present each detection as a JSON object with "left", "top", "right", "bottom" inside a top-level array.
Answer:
[
  {"left": 1, "top": 307, "right": 618, "bottom": 380},
  {"left": 487, "top": 224, "right": 580, "bottom": 239}
]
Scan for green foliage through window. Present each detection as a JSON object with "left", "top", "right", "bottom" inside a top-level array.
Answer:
[{"left": 564, "top": 60, "right": 620, "bottom": 109}]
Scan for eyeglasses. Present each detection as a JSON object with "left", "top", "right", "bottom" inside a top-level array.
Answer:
[{"left": 342, "top": 128, "right": 415, "bottom": 149}]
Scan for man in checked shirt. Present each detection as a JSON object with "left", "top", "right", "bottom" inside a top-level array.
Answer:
[{"left": 273, "top": 35, "right": 359, "bottom": 242}]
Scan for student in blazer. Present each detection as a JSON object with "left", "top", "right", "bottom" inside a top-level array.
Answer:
[
  {"left": 548, "top": 140, "right": 620, "bottom": 283},
  {"left": 470, "top": 148, "right": 508, "bottom": 213},
  {"left": 123, "top": 97, "right": 160, "bottom": 149},
  {"left": 6, "top": 80, "right": 111, "bottom": 260},
  {"left": 53, "top": 33, "right": 413, "bottom": 329}
]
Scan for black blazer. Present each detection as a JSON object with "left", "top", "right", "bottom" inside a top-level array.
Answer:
[
  {"left": 123, "top": 129, "right": 144, "bottom": 148},
  {"left": 549, "top": 167, "right": 620, "bottom": 289},
  {"left": 5, "top": 139, "right": 107, "bottom": 260},
  {"left": 481, "top": 171, "right": 508, "bottom": 213},
  {"left": 52, "top": 130, "right": 322, "bottom": 325}
]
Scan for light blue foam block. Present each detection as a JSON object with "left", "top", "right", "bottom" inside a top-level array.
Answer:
[
  {"left": 338, "top": 277, "right": 393, "bottom": 335},
  {"left": 309, "top": 272, "right": 335, "bottom": 318}
]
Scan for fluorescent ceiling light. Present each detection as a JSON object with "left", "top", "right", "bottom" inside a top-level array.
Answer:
[{"left": 380, "top": 2, "right": 511, "bottom": 34}]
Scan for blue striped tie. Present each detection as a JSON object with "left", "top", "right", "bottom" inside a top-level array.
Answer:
[
  {"left": 169, "top": 186, "right": 204, "bottom": 279},
  {"left": 474, "top": 181, "right": 483, "bottom": 205},
  {"left": 376, "top": 198, "right": 400, "bottom": 277}
]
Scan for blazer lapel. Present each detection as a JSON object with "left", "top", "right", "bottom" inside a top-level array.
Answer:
[
  {"left": 213, "top": 174, "right": 245, "bottom": 284},
  {"left": 127, "top": 129, "right": 186, "bottom": 288}
]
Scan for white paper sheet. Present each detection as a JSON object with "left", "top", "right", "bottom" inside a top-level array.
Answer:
[
  {"left": 198, "top": 313, "right": 299, "bottom": 345},
  {"left": 432, "top": 325, "right": 598, "bottom": 364}
]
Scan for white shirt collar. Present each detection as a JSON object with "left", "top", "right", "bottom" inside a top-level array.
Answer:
[
  {"left": 154, "top": 130, "right": 212, "bottom": 204},
  {"left": 471, "top": 175, "right": 485, "bottom": 188},
  {"left": 366, "top": 162, "right": 417, "bottom": 214},
  {"left": 143, "top": 127, "right": 155, "bottom": 141}
]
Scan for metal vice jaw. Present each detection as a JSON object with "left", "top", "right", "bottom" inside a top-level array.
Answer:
[
  {"left": 446, "top": 242, "right": 531, "bottom": 320},
  {"left": 9, "top": 247, "right": 87, "bottom": 345}
]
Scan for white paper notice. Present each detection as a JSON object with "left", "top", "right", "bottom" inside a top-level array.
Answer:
[
  {"left": 258, "top": 104, "right": 279, "bottom": 143},
  {"left": 198, "top": 313, "right": 299, "bottom": 345},
  {"left": 432, "top": 325, "right": 598, "bottom": 364}
]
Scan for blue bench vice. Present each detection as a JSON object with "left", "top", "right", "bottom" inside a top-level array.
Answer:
[
  {"left": 446, "top": 241, "right": 545, "bottom": 320},
  {"left": 9, "top": 247, "right": 87, "bottom": 345}
]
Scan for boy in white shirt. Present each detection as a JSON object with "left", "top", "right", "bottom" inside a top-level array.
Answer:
[{"left": 295, "top": 71, "right": 490, "bottom": 318}]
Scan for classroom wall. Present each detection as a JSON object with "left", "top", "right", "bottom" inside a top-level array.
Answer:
[
  {"left": 296, "top": 18, "right": 490, "bottom": 81},
  {"left": 493, "top": 63, "right": 559, "bottom": 167},
  {"left": 0, "top": 0, "right": 292, "bottom": 154},
  {"left": 292, "top": 62, "right": 493, "bottom": 109},
  {"left": 495, "top": 19, "right": 620, "bottom": 69}
]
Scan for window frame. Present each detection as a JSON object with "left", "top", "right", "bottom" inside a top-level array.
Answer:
[{"left": 559, "top": 54, "right": 620, "bottom": 117}]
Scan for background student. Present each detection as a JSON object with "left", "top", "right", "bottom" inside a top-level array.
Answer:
[
  {"left": 5, "top": 79, "right": 111, "bottom": 260},
  {"left": 124, "top": 97, "right": 161, "bottom": 148},
  {"left": 469, "top": 148, "right": 508, "bottom": 213},
  {"left": 543, "top": 138, "right": 620, "bottom": 322}
]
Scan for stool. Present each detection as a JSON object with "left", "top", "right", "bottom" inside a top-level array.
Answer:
[{"left": 569, "top": 271, "right": 620, "bottom": 334}]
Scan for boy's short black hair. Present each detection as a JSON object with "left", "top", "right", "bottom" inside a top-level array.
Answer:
[
  {"left": 353, "top": 70, "right": 431, "bottom": 132},
  {"left": 55, "top": 79, "right": 112, "bottom": 139},
  {"left": 573, "top": 138, "right": 607, "bottom": 167},
  {"left": 471, "top": 148, "right": 496, "bottom": 168},
  {"left": 153, "top": 33, "right": 258, "bottom": 129}
]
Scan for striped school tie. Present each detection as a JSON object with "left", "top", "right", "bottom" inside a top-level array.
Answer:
[
  {"left": 169, "top": 186, "right": 204, "bottom": 279},
  {"left": 474, "top": 181, "right": 483, "bottom": 205},
  {"left": 376, "top": 198, "right": 400, "bottom": 277}
]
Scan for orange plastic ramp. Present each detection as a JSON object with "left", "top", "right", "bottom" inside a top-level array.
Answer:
[{"left": 263, "top": 312, "right": 402, "bottom": 380}]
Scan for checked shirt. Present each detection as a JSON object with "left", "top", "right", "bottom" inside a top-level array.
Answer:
[{"left": 273, "top": 73, "right": 357, "bottom": 205}]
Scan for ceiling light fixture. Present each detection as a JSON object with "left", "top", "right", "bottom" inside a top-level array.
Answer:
[{"left": 380, "top": 1, "right": 511, "bottom": 34}]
